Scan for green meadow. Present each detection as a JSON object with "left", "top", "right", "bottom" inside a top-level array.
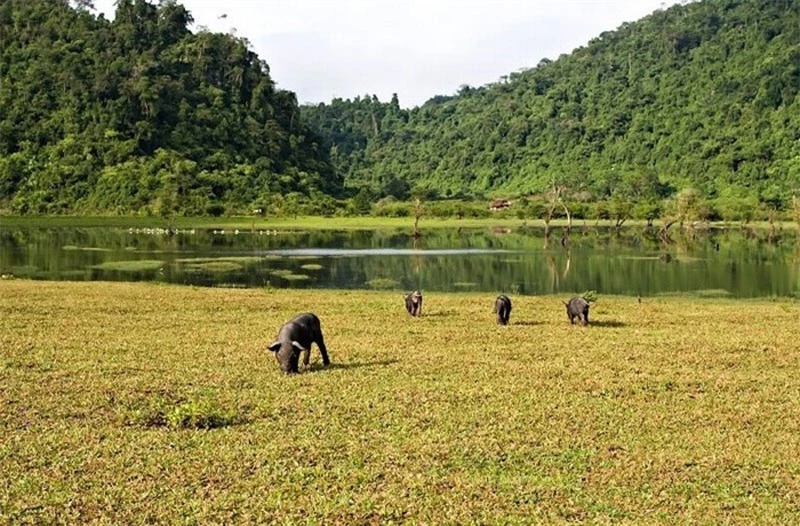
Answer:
[
  {"left": 2, "top": 280, "right": 799, "bottom": 523},
  {"left": 1, "top": 214, "right": 796, "bottom": 232}
]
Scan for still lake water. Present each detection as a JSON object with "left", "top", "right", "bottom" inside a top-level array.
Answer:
[{"left": 1, "top": 224, "right": 798, "bottom": 298}]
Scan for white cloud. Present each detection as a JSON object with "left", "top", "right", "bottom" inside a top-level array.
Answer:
[{"left": 92, "top": 0, "right": 681, "bottom": 107}]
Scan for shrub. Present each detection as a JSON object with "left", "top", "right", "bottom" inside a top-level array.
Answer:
[
  {"left": 372, "top": 199, "right": 413, "bottom": 217},
  {"left": 426, "top": 200, "right": 489, "bottom": 218},
  {"left": 206, "top": 203, "right": 226, "bottom": 217},
  {"left": 126, "top": 395, "right": 242, "bottom": 430}
]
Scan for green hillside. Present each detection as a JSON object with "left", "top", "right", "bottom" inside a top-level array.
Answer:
[
  {"left": 304, "top": 0, "right": 800, "bottom": 216},
  {"left": 0, "top": 0, "right": 340, "bottom": 215},
  {"left": 1, "top": 0, "right": 798, "bottom": 218}
]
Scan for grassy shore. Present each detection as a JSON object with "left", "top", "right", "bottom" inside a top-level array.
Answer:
[
  {"left": 2, "top": 281, "right": 800, "bottom": 523},
  {"left": 1, "top": 214, "right": 797, "bottom": 231}
]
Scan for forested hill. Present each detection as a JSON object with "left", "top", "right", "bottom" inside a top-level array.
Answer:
[
  {"left": 0, "top": 0, "right": 340, "bottom": 215},
  {"left": 304, "top": 0, "right": 800, "bottom": 210},
  {"left": 2, "top": 0, "right": 799, "bottom": 217}
]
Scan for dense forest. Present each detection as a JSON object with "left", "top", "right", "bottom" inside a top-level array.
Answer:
[
  {"left": 0, "top": 0, "right": 340, "bottom": 216},
  {"left": 1, "top": 0, "right": 799, "bottom": 219},
  {"left": 305, "top": 0, "right": 800, "bottom": 221}
]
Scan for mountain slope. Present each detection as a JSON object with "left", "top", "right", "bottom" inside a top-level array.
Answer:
[
  {"left": 304, "top": 0, "right": 800, "bottom": 208},
  {"left": 0, "top": 0, "right": 339, "bottom": 215}
]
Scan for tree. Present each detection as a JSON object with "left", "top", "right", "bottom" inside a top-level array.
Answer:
[
  {"left": 350, "top": 186, "right": 374, "bottom": 215},
  {"left": 542, "top": 182, "right": 572, "bottom": 238},
  {"left": 383, "top": 177, "right": 410, "bottom": 201},
  {"left": 412, "top": 196, "right": 424, "bottom": 238},
  {"left": 609, "top": 198, "right": 633, "bottom": 229}
]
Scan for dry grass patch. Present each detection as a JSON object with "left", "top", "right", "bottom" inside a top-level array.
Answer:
[{"left": 1, "top": 281, "right": 800, "bottom": 523}]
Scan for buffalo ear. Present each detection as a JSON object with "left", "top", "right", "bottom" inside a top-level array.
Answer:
[
  {"left": 291, "top": 341, "right": 304, "bottom": 351},
  {"left": 268, "top": 341, "right": 281, "bottom": 352},
  {"left": 563, "top": 301, "right": 569, "bottom": 307}
]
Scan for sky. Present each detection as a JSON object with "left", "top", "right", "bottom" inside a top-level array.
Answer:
[{"left": 92, "top": 0, "right": 683, "bottom": 108}]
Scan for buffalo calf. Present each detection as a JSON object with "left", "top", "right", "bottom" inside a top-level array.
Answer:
[
  {"left": 405, "top": 290, "right": 423, "bottom": 317},
  {"left": 564, "top": 296, "right": 590, "bottom": 326},
  {"left": 494, "top": 295, "right": 512, "bottom": 325},
  {"left": 268, "top": 313, "right": 330, "bottom": 373}
]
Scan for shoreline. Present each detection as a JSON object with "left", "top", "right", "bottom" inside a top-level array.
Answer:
[
  {"left": 1, "top": 278, "right": 795, "bottom": 302},
  {"left": 1, "top": 214, "right": 797, "bottom": 231}
]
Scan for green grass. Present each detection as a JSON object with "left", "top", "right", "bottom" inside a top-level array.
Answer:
[
  {"left": 175, "top": 256, "right": 265, "bottom": 273},
  {"left": 281, "top": 273, "right": 310, "bottom": 282},
  {"left": 2, "top": 281, "right": 800, "bottom": 523},
  {"left": 268, "top": 269, "right": 310, "bottom": 282},
  {"left": 182, "top": 261, "right": 243, "bottom": 273},
  {"left": 90, "top": 259, "right": 164, "bottom": 272},
  {"left": 175, "top": 257, "right": 264, "bottom": 264},
  {"left": 62, "top": 245, "right": 112, "bottom": 252},
  {"left": 3, "top": 214, "right": 797, "bottom": 231},
  {"left": 366, "top": 277, "right": 400, "bottom": 290}
]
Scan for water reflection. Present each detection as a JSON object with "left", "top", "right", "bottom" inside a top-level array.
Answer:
[{"left": 0, "top": 225, "right": 797, "bottom": 298}]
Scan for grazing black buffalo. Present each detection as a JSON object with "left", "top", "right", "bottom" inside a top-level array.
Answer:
[
  {"left": 494, "top": 295, "right": 512, "bottom": 325},
  {"left": 564, "top": 296, "right": 590, "bottom": 326},
  {"left": 404, "top": 290, "right": 423, "bottom": 317},
  {"left": 268, "top": 313, "right": 330, "bottom": 373}
]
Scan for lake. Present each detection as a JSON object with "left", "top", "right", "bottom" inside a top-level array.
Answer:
[{"left": 1, "top": 223, "right": 798, "bottom": 298}]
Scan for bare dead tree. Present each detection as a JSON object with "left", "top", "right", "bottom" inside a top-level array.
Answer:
[
  {"left": 546, "top": 255, "right": 558, "bottom": 289},
  {"left": 659, "top": 220, "right": 677, "bottom": 244},
  {"left": 543, "top": 181, "right": 572, "bottom": 241},
  {"left": 767, "top": 207, "right": 778, "bottom": 242},
  {"left": 543, "top": 195, "right": 557, "bottom": 239},
  {"left": 412, "top": 197, "right": 423, "bottom": 238},
  {"left": 562, "top": 249, "right": 572, "bottom": 280},
  {"left": 560, "top": 196, "right": 572, "bottom": 235}
]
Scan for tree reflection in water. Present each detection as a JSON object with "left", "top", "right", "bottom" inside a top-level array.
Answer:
[{"left": 0, "top": 225, "right": 797, "bottom": 298}]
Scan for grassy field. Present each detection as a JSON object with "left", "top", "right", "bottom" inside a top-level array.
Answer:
[
  {"left": 2, "top": 281, "right": 800, "bottom": 523},
  {"left": 1, "top": 214, "right": 797, "bottom": 232}
]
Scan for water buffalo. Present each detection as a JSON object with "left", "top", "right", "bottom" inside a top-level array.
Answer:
[
  {"left": 564, "top": 296, "right": 590, "bottom": 326},
  {"left": 268, "top": 313, "right": 330, "bottom": 373},
  {"left": 405, "top": 290, "right": 423, "bottom": 317},
  {"left": 494, "top": 295, "right": 512, "bottom": 325}
]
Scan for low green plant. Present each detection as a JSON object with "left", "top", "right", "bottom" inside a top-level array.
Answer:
[
  {"left": 282, "top": 273, "right": 310, "bottom": 282},
  {"left": 366, "top": 277, "right": 400, "bottom": 289},
  {"left": 126, "top": 395, "right": 241, "bottom": 430},
  {"left": 582, "top": 290, "right": 599, "bottom": 303},
  {"left": 183, "top": 261, "right": 243, "bottom": 273},
  {"left": 91, "top": 260, "right": 164, "bottom": 272}
]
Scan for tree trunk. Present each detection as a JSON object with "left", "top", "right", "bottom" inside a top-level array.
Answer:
[
  {"left": 560, "top": 201, "right": 572, "bottom": 235},
  {"left": 412, "top": 198, "right": 423, "bottom": 238},
  {"left": 659, "top": 220, "right": 676, "bottom": 243}
]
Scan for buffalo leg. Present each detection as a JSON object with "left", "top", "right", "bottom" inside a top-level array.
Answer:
[{"left": 316, "top": 336, "right": 331, "bottom": 366}]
